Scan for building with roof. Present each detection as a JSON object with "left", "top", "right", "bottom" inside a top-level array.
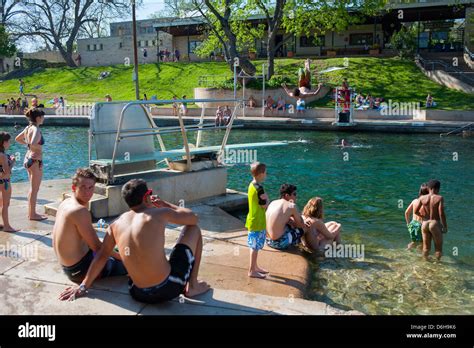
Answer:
[{"left": 76, "top": 0, "right": 473, "bottom": 67}]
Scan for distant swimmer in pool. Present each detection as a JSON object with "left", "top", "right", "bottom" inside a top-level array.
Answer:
[
  {"left": 281, "top": 59, "right": 323, "bottom": 99},
  {"left": 404, "top": 183, "right": 429, "bottom": 250},
  {"left": 414, "top": 179, "right": 448, "bottom": 261},
  {"left": 340, "top": 139, "right": 351, "bottom": 147}
]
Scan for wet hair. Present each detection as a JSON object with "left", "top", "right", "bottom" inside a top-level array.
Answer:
[
  {"left": 25, "top": 107, "right": 45, "bottom": 124},
  {"left": 427, "top": 179, "right": 441, "bottom": 191},
  {"left": 280, "top": 183, "right": 297, "bottom": 198},
  {"left": 293, "top": 88, "right": 301, "bottom": 97},
  {"left": 72, "top": 168, "right": 97, "bottom": 187},
  {"left": 250, "top": 162, "right": 266, "bottom": 178},
  {"left": 122, "top": 179, "right": 148, "bottom": 208},
  {"left": 302, "top": 197, "right": 324, "bottom": 220},
  {"left": 419, "top": 183, "right": 429, "bottom": 197},
  {"left": 0, "top": 132, "right": 11, "bottom": 152}
]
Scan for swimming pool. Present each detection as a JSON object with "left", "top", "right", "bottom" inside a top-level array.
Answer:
[{"left": 5, "top": 126, "right": 474, "bottom": 315}]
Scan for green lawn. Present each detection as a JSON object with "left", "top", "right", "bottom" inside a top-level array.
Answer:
[{"left": 1, "top": 57, "right": 473, "bottom": 110}]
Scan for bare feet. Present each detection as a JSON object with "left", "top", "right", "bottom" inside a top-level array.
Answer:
[
  {"left": 248, "top": 271, "right": 267, "bottom": 279},
  {"left": 185, "top": 281, "right": 211, "bottom": 298},
  {"left": 29, "top": 214, "right": 48, "bottom": 221},
  {"left": 255, "top": 267, "right": 269, "bottom": 274},
  {"left": 407, "top": 242, "right": 415, "bottom": 250},
  {"left": 3, "top": 226, "right": 19, "bottom": 233}
]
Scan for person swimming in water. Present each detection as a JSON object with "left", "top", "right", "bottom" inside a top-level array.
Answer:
[
  {"left": 281, "top": 59, "right": 323, "bottom": 99},
  {"left": 414, "top": 179, "right": 447, "bottom": 261},
  {"left": 340, "top": 139, "right": 351, "bottom": 147},
  {"left": 405, "top": 183, "right": 429, "bottom": 250}
]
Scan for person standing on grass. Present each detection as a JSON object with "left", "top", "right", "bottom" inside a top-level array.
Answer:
[
  {"left": 0, "top": 132, "right": 18, "bottom": 232},
  {"left": 19, "top": 79, "right": 25, "bottom": 96},
  {"left": 245, "top": 162, "right": 270, "bottom": 279}
]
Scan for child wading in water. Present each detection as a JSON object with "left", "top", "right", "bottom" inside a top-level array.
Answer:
[
  {"left": 0, "top": 132, "right": 18, "bottom": 232},
  {"left": 404, "top": 183, "right": 429, "bottom": 250},
  {"left": 245, "top": 162, "right": 269, "bottom": 278}
]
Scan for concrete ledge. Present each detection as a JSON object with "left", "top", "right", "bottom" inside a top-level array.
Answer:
[{"left": 0, "top": 179, "right": 358, "bottom": 315}]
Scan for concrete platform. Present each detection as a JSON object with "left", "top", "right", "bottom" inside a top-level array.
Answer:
[
  {"left": 1, "top": 113, "right": 472, "bottom": 134},
  {"left": 0, "top": 179, "right": 359, "bottom": 315}
]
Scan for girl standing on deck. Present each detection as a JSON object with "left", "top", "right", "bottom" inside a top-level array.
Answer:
[
  {"left": 0, "top": 132, "right": 18, "bottom": 232},
  {"left": 15, "top": 108, "right": 48, "bottom": 221}
]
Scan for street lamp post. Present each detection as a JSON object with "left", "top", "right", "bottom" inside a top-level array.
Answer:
[{"left": 131, "top": 0, "right": 140, "bottom": 100}]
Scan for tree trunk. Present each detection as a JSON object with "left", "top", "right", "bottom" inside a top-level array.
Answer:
[
  {"left": 267, "top": 36, "right": 276, "bottom": 79},
  {"left": 58, "top": 45, "right": 76, "bottom": 67}
]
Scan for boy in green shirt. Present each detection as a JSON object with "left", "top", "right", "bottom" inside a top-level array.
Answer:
[{"left": 245, "top": 162, "right": 269, "bottom": 278}]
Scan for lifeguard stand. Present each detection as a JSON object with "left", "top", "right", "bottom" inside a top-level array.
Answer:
[{"left": 333, "top": 87, "right": 356, "bottom": 126}]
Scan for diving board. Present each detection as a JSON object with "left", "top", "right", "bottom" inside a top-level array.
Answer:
[{"left": 89, "top": 99, "right": 287, "bottom": 184}]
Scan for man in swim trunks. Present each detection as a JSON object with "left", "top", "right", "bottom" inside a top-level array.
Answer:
[
  {"left": 53, "top": 168, "right": 126, "bottom": 283},
  {"left": 265, "top": 184, "right": 310, "bottom": 250},
  {"left": 414, "top": 179, "right": 448, "bottom": 261},
  {"left": 59, "top": 178, "right": 210, "bottom": 303}
]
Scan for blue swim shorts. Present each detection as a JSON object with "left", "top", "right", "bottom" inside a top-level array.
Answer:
[{"left": 247, "top": 230, "right": 266, "bottom": 251}]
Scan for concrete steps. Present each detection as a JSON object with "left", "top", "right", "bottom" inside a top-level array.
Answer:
[{"left": 44, "top": 193, "right": 108, "bottom": 218}]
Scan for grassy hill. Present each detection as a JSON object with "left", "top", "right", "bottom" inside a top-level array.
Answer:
[{"left": 1, "top": 57, "right": 473, "bottom": 110}]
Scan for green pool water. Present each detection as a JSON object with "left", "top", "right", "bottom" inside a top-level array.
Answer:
[{"left": 5, "top": 126, "right": 474, "bottom": 315}]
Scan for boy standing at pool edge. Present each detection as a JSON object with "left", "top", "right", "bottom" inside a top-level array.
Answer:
[{"left": 246, "top": 162, "right": 269, "bottom": 278}]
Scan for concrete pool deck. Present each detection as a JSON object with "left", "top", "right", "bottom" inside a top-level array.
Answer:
[
  {"left": 1, "top": 113, "right": 472, "bottom": 134},
  {"left": 0, "top": 179, "right": 360, "bottom": 315}
]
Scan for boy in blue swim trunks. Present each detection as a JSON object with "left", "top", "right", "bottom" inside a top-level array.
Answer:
[
  {"left": 246, "top": 162, "right": 269, "bottom": 279},
  {"left": 266, "top": 184, "right": 309, "bottom": 250}
]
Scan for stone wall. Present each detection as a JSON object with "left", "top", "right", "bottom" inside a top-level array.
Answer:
[{"left": 77, "top": 31, "right": 173, "bottom": 67}]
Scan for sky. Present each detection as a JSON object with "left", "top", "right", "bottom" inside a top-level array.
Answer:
[{"left": 134, "top": 0, "right": 167, "bottom": 20}]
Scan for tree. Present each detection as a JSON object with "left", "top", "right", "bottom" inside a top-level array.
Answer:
[
  {"left": 0, "top": 24, "right": 15, "bottom": 56},
  {"left": 249, "top": 0, "right": 288, "bottom": 79},
  {"left": 390, "top": 25, "right": 417, "bottom": 59},
  {"left": 7, "top": 0, "right": 140, "bottom": 67},
  {"left": 282, "top": 0, "right": 388, "bottom": 49},
  {"left": 0, "top": 0, "right": 23, "bottom": 27},
  {"left": 190, "top": 0, "right": 257, "bottom": 76}
]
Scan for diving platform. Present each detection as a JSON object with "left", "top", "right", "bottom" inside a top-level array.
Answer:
[{"left": 46, "top": 98, "right": 287, "bottom": 218}]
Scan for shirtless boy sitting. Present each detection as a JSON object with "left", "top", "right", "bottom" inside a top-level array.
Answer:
[
  {"left": 265, "top": 184, "right": 312, "bottom": 250},
  {"left": 59, "top": 179, "right": 210, "bottom": 303},
  {"left": 414, "top": 179, "right": 448, "bottom": 261},
  {"left": 53, "top": 168, "right": 126, "bottom": 283}
]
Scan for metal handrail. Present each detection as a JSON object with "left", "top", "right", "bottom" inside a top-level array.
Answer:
[
  {"left": 119, "top": 124, "right": 243, "bottom": 139},
  {"left": 108, "top": 99, "right": 241, "bottom": 182},
  {"left": 440, "top": 122, "right": 474, "bottom": 137},
  {"left": 417, "top": 55, "right": 474, "bottom": 85}
]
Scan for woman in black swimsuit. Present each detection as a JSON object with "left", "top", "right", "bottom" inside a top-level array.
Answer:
[{"left": 15, "top": 108, "right": 48, "bottom": 221}]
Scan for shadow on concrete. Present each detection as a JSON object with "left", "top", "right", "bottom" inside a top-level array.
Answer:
[
  {"left": 11, "top": 196, "right": 53, "bottom": 205},
  {"left": 264, "top": 274, "right": 306, "bottom": 294},
  {"left": 141, "top": 288, "right": 270, "bottom": 315}
]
